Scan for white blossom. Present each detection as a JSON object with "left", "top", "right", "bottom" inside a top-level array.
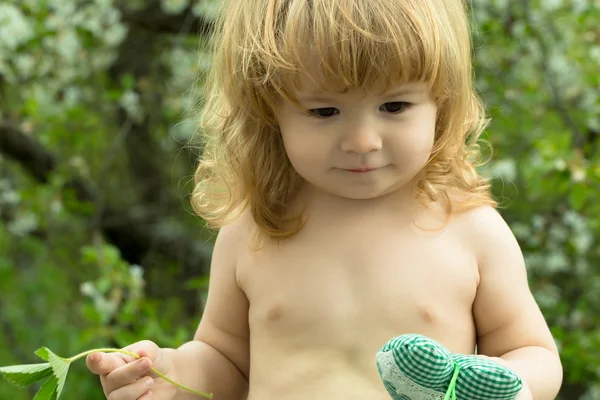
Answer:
[
  {"left": 571, "top": 167, "right": 586, "bottom": 182},
  {"left": 7, "top": 212, "right": 39, "bottom": 237},
  {"left": 119, "top": 90, "right": 144, "bottom": 122},
  {"left": 103, "top": 23, "right": 127, "bottom": 47},
  {"left": 0, "top": 4, "right": 34, "bottom": 50},
  {"left": 63, "top": 86, "right": 83, "bottom": 107},
  {"left": 540, "top": 0, "right": 563, "bottom": 11},
  {"left": 161, "top": 0, "right": 190, "bottom": 15},
  {"left": 583, "top": 386, "right": 600, "bottom": 400},
  {"left": 554, "top": 158, "right": 567, "bottom": 171},
  {"left": 490, "top": 159, "right": 517, "bottom": 181},
  {"left": 14, "top": 54, "right": 36, "bottom": 79},
  {"left": 55, "top": 29, "right": 82, "bottom": 62},
  {"left": 0, "top": 190, "right": 21, "bottom": 206},
  {"left": 531, "top": 214, "right": 546, "bottom": 232},
  {"left": 534, "top": 284, "right": 561, "bottom": 309},
  {"left": 48, "top": 0, "right": 76, "bottom": 16},
  {"left": 94, "top": 0, "right": 114, "bottom": 9},
  {"left": 192, "top": 0, "right": 221, "bottom": 18},
  {"left": 93, "top": 295, "right": 118, "bottom": 323},
  {"left": 50, "top": 199, "right": 64, "bottom": 216},
  {"left": 563, "top": 210, "right": 585, "bottom": 228},
  {"left": 130, "top": 265, "right": 144, "bottom": 282},
  {"left": 548, "top": 225, "right": 569, "bottom": 244},
  {"left": 572, "top": 0, "right": 590, "bottom": 14},
  {"left": 80, "top": 281, "right": 97, "bottom": 297},
  {"left": 574, "top": 258, "right": 591, "bottom": 277},
  {"left": 510, "top": 222, "right": 532, "bottom": 240},
  {"left": 544, "top": 250, "right": 569, "bottom": 273}
]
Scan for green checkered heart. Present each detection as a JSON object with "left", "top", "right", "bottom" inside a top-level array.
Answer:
[{"left": 376, "top": 334, "right": 523, "bottom": 400}]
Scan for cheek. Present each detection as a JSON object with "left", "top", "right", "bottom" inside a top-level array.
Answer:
[
  {"left": 393, "top": 122, "right": 435, "bottom": 158},
  {"left": 276, "top": 112, "right": 310, "bottom": 168},
  {"left": 401, "top": 107, "right": 437, "bottom": 155},
  {"left": 280, "top": 129, "right": 329, "bottom": 173}
]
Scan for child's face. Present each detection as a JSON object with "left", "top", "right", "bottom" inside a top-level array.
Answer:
[{"left": 273, "top": 67, "right": 437, "bottom": 201}]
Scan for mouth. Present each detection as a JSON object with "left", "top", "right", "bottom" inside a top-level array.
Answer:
[{"left": 344, "top": 167, "right": 378, "bottom": 173}]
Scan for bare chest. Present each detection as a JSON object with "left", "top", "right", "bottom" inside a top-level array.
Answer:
[{"left": 238, "top": 221, "right": 479, "bottom": 352}]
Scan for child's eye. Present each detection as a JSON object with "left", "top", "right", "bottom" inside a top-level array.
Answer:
[
  {"left": 380, "top": 102, "right": 412, "bottom": 113},
  {"left": 308, "top": 108, "right": 339, "bottom": 118}
]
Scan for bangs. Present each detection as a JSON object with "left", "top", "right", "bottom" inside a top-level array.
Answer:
[{"left": 253, "top": 0, "right": 452, "bottom": 105}]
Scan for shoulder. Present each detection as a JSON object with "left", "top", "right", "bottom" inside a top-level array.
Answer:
[
  {"left": 450, "top": 204, "right": 521, "bottom": 270},
  {"left": 212, "top": 209, "right": 257, "bottom": 262},
  {"left": 451, "top": 204, "right": 509, "bottom": 237}
]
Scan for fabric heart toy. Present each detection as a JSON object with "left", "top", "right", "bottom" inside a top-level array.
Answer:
[{"left": 376, "top": 334, "right": 524, "bottom": 400}]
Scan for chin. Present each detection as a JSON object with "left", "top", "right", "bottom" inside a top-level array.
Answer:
[
  {"left": 340, "top": 190, "right": 386, "bottom": 200},
  {"left": 300, "top": 173, "right": 409, "bottom": 201},
  {"left": 322, "top": 184, "right": 394, "bottom": 201}
]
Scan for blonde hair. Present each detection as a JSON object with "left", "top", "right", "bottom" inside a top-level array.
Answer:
[{"left": 192, "top": 0, "right": 496, "bottom": 238}]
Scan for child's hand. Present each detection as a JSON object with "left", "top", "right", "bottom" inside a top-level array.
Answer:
[
  {"left": 86, "top": 340, "right": 178, "bottom": 400},
  {"left": 514, "top": 382, "right": 533, "bottom": 400},
  {"left": 477, "top": 355, "right": 532, "bottom": 400}
]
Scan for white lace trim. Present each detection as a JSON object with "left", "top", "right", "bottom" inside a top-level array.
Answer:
[{"left": 377, "top": 351, "right": 446, "bottom": 400}]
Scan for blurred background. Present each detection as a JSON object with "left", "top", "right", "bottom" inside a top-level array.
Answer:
[{"left": 0, "top": 0, "right": 598, "bottom": 399}]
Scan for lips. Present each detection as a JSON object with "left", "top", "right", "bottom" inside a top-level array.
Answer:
[
  {"left": 345, "top": 167, "right": 377, "bottom": 172},
  {"left": 350, "top": 168, "right": 374, "bottom": 172}
]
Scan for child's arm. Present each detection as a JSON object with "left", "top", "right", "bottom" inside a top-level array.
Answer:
[
  {"left": 468, "top": 207, "right": 562, "bottom": 400},
  {"left": 167, "top": 219, "right": 251, "bottom": 400}
]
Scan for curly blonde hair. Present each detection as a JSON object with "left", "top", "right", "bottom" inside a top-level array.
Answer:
[{"left": 192, "top": 0, "right": 496, "bottom": 238}]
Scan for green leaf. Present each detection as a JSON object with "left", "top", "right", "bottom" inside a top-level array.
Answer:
[
  {"left": 569, "top": 183, "right": 588, "bottom": 210},
  {"left": 33, "top": 376, "right": 58, "bottom": 400},
  {"left": 46, "top": 348, "right": 72, "bottom": 398},
  {"left": 120, "top": 73, "right": 136, "bottom": 90},
  {"left": 184, "top": 276, "right": 210, "bottom": 290},
  {"left": 0, "top": 363, "right": 53, "bottom": 387},
  {"left": 35, "top": 347, "right": 50, "bottom": 361},
  {"left": 0, "top": 347, "right": 72, "bottom": 399}
]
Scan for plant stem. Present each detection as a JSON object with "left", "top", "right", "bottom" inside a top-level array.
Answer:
[
  {"left": 443, "top": 362, "right": 460, "bottom": 400},
  {"left": 68, "top": 348, "right": 213, "bottom": 399}
]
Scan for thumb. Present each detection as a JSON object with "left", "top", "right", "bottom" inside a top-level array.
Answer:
[{"left": 86, "top": 352, "right": 127, "bottom": 376}]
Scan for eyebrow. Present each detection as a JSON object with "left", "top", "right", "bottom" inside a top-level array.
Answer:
[
  {"left": 296, "top": 94, "right": 336, "bottom": 103},
  {"left": 296, "top": 86, "right": 425, "bottom": 103},
  {"left": 384, "top": 87, "right": 425, "bottom": 97}
]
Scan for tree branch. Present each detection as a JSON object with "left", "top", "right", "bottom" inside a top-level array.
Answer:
[
  {"left": 107, "top": 25, "right": 178, "bottom": 208},
  {"left": 0, "top": 122, "right": 56, "bottom": 183},
  {"left": 104, "top": 4, "right": 213, "bottom": 315},
  {"left": 1, "top": 1, "right": 215, "bottom": 317},
  {"left": 0, "top": 121, "right": 211, "bottom": 278},
  {"left": 119, "top": 2, "right": 214, "bottom": 35}
]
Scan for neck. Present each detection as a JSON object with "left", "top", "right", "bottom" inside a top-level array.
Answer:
[{"left": 297, "top": 179, "right": 423, "bottom": 221}]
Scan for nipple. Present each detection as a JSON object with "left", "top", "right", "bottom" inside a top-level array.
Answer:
[
  {"left": 266, "top": 303, "right": 282, "bottom": 321},
  {"left": 420, "top": 306, "right": 437, "bottom": 324}
]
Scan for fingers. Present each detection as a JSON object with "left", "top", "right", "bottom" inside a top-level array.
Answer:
[
  {"left": 124, "top": 341, "right": 168, "bottom": 374},
  {"left": 85, "top": 340, "right": 164, "bottom": 399},
  {"left": 137, "top": 390, "right": 154, "bottom": 400},
  {"left": 86, "top": 340, "right": 159, "bottom": 376},
  {"left": 106, "top": 376, "right": 154, "bottom": 400},
  {"left": 123, "top": 341, "right": 160, "bottom": 364},
  {"left": 104, "top": 357, "right": 154, "bottom": 394},
  {"left": 87, "top": 352, "right": 127, "bottom": 376}
]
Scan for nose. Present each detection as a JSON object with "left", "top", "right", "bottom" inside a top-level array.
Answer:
[{"left": 340, "top": 123, "right": 383, "bottom": 154}]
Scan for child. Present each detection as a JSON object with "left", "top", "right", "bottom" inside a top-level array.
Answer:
[{"left": 86, "top": 0, "right": 562, "bottom": 399}]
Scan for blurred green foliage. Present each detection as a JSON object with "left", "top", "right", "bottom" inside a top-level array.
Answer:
[{"left": 0, "top": 0, "right": 598, "bottom": 399}]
